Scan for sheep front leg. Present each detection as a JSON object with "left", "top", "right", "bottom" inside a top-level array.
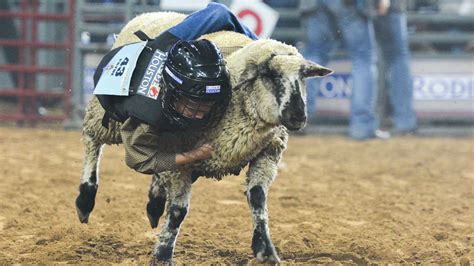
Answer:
[
  {"left": 247, "top": 167, "right": 280, "bottom": 263},
  {"left": 75, "top": 134, "right": 104, "bottom": 223},
  {"left": 246, "top": 134, "right": 287, "bottom": 263},
  {"left": 151, "top": 172, "right": 192, "bottom": 265},
  {"left": 146, "top": 173, "right": 167, "bottom": 228}
]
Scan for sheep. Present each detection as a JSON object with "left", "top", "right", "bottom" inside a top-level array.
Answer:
[{"left": 75, "top": 10, "right": 332, "bottom": 265}]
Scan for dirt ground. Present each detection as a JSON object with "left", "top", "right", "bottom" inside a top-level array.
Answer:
[{"left": 0, "top": 127, "right": 472, "bottom": 264}]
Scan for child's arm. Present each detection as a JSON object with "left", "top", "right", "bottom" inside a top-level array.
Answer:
[{"left": 121, "top": 118, "right": 213, "bottom": 174}]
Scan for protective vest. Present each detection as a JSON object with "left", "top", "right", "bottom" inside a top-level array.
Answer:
[{"left": 93, "top": 31, "right": 180, "bottom": 131}]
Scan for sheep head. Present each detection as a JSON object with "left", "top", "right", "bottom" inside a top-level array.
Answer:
[{"left": 227, "top": 40, "right": 332, "bottom": 131}]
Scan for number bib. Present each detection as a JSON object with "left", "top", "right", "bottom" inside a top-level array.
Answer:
[{"left": 93, "top": 41, "right": 147, "bottom": 96}]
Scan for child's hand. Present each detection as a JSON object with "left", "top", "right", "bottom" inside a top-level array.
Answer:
[{"left": 176, "top": 143, "right": 214, "bottom": 165}]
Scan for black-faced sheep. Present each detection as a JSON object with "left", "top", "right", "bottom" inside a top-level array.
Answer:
[{"left": 76, "top": 11, "right": 332, "bottom": 265}]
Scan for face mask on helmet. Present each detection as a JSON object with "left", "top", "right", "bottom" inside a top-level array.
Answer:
[
  {"left": 172, "top": 94, "right": 215, "bottom": 120},
  {"left": 161, "top": 39, "right": 231, "bottom": 130}
]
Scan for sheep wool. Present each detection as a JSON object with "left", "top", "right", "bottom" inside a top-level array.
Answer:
[{"left": 78, "top": 10, "right": 332, "bottom": 264}]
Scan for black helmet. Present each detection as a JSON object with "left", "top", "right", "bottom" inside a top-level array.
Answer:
[{"left": 161, "top": 39, "right": 231, "bottom": 130}]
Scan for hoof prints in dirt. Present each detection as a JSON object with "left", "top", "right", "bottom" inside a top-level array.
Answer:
[
  {"left": 214, "top": 249, "right": 251, "bottom": 264},
  {"left": 174, "top": 247, "right": 251, "bottom": 264},
  {"left": 73, "top": 235, "right": 152, "bottom": 262},
  {"left": 282, "top": 252, "right": 369, "bottom": 264}
]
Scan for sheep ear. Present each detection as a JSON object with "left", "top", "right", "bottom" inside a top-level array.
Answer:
[
  {"left": 301, "top": 60, "right": 333, "bottom": 78},
  {"left": 239, "top": 58, "right": 272, "bottom": 84}
]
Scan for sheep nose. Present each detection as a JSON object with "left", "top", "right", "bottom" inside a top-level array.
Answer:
[{"left": 291, "top": 114, "right": 306, "bottom": 123}]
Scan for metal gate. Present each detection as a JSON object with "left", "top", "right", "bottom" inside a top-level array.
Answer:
[{"left": 0, "top": 0, "right": 75, "bottom": 125}]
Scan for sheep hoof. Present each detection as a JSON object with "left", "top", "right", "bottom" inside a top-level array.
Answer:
[
  {"left": 75, "top": 183, "right": 97, "bottom": 223},
  {"left": 76, "top": 207, "right": 90, "bottom": 223},
  {"left": 252, "top": 228, "right": 280, "bottom": 263},
  {"left": 266, "top": 253, "right": 281, "bottom": 264},
  {"left": 255, "top": 250, "right": 281, "bottom": 264},
  {"left": 150, "top": 256, "right": 173, "bottom": 266},
  {"left": 147, "top": 212, "right": 159, "bottom": 228},
  {"left": 146, "top": 196, "right": 166, "bottom": 228}
]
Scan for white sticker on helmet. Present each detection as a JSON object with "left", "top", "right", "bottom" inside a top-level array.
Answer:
[
  {"left": 206, "top": 85, "right": 221, "bottom": 94},
  {"left": 165, "top": 66, "right": 183, "bottom": 84}
]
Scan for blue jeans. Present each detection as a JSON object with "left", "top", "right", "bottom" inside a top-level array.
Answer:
[
  {"left": 167, "top": 2, "right": 258, "bottom": 41},
  {"left": 374, "top": 12, "right": 417, "bottom": 132},
  {"left": 303, "top": 0, "right": 378, "bottom": 139}
]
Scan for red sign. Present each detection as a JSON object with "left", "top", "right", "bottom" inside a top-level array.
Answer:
[{"left": 237, "top": 9, "right": 263, "bottom": 36}]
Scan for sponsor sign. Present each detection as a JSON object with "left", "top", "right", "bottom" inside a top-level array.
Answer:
[
  {"left": 413, "top": 75, "right": 473, "bottom": 101},
  {"left": 137, "top": 49, "right": 167, "bottom": 100},
  {"left": 230, "top": 0, "right": 279, "bottom": 38},
  {"left": 315, "top": 73, "right": 474, "bottom": 101},
  {"left": 317, "top": 74, "right": 352, "bottom": 98}
]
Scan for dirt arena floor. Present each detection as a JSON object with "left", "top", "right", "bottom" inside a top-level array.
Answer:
[{"left": 0, "top": 127, "right": 472, "bottom": 264}]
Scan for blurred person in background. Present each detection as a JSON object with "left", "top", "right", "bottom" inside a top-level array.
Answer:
[
  {"left": 374, "top": 0, "right": 417, "bottom": 135},
  {"left": 302, "top": 0, "right": 389, "bottom": 140}
]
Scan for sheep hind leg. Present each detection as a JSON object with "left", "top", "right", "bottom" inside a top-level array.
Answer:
[
  {"left": 247, "top": 184, "right": 280, "bottom": 263},
  {"left": 146, "top": 173, "right": 167, "bottom": 228},
  {"left": 151, "top": 173, "right": 192, "bottom": 265},
  {"left": 75, "top": 134, "right": 103, "bottom": 223}
]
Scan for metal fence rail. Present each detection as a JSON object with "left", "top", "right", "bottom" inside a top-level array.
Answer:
[{"left": 0, "top": 0, "right": 75, "bottom": 124}]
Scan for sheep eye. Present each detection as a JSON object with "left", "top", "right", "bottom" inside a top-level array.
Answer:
[{"left": 265, "top": 75, "right": 285, "bottom": 106}]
